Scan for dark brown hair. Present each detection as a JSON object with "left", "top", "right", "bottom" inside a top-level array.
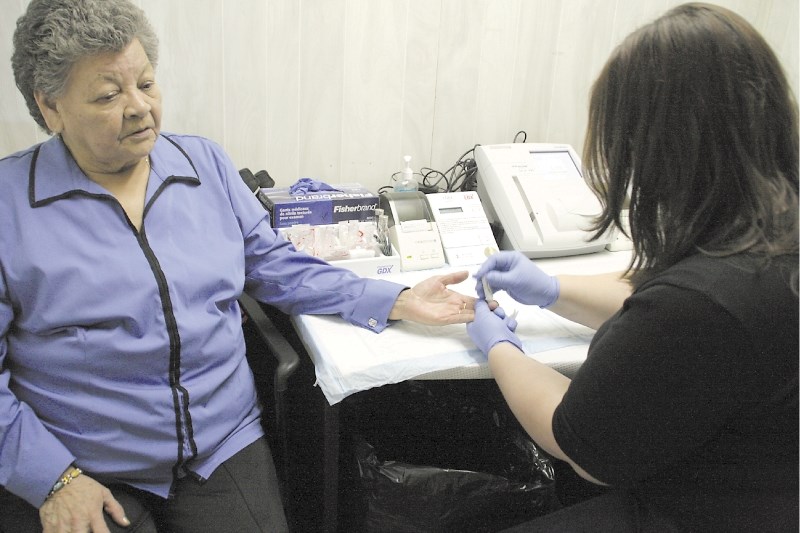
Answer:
[{"left": 583, "top": 3, "right": 798, "bottom": 287}]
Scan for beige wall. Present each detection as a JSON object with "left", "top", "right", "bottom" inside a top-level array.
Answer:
[{"left": 1, "top": 0, "right": 797, "bottom": 193}]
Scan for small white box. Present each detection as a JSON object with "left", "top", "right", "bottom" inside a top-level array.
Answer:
[{"left": 328, "top": 245, "right": 402, "bottom": 278}]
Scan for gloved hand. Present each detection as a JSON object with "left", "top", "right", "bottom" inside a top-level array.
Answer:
[
  {"left": 474, "top": 251, "right": 560, "bottom": 308},
  {"left": 467, "top": 300, "right": 523, "bottom": 356}
]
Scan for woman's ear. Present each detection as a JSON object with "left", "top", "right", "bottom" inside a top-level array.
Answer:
[{"left": 34, "top": 90, "right": 63, "bottom": 134}]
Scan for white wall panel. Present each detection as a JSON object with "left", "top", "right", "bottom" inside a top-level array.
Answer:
[
  {"left": 547, "top": 1, "right": 619, "bottom": 150},
  {"left": 142, "top": 0, "right": 226, "bottom": 143},
  {"left": 341, "top": 0, "right": 408, "bottom": 185},
  {"left": 400, "top": 0, "right": 441, "bottom": 179},
  {"left": 1, "top": 0, "right": 797, "bottom": 194},
  {"left": 472, "top": 0, "right": 521, "bottom": 147},
  {"left": 298, "top": 0, "right": 346, "bottom": 182},
  {"left": 265, "top": 0, "right": 302, "bottom": 183},
  {"left": 509, "top": 0, "right": 564, "bottom": 144},
  {"left": 223, "top": 0, "right": 269, "bottom": 173},
  {"left": 429, "top": 0, "right": 486, "bottom": 173}
]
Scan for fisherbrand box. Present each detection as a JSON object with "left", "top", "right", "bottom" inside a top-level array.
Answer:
[{"left": 262, "top": 183, "right": 379, "bottom": 228}]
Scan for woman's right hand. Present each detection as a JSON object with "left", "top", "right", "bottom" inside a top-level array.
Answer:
[
  {"left": 39, "top": 474, "right": 129, "bottom": 533},
  {"left": 474, "top": 251, "right": 560, "bottom": 307}
]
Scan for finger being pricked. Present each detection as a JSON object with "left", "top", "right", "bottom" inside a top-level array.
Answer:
[
  {"left": 436, "top": 270, "right": 470, "bottom": 287},
  {"left": 442, "top": 296, "right": 476, "bottom": 325},
  {"left": 439, "top": 271, "right": 477, "bottom": 324}
]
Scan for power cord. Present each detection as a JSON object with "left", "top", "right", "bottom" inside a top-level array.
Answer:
[
  {"left": 379, "top": 146, "right": 479, "bottom": 194},
  {"left": 381, "top": 130, "right": 528, "bottom": 194}
]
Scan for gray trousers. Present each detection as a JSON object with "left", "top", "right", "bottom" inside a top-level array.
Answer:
[{"left": 0, "top": 437, "right": 289, "bottom": 533}]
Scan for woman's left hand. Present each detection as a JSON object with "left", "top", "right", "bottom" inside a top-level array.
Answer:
[
  {"left": 389, "top": 271, "right": 476, "bottom": 325},
  {"left": 467, "top": 299, "right": 523, "bottom": 355}
]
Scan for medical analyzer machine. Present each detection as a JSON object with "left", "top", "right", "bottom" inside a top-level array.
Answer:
[{"left": 475, "top": 143, "right": 614, "bottom": 257}]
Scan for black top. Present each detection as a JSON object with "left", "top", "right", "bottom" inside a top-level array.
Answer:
[{"left": 554, "top": 253, "right": 799, "bottom": 532}]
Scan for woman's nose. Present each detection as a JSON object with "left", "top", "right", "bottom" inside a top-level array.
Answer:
[{"left": 124, "top": 90, "right": 151, "bottom": 118}]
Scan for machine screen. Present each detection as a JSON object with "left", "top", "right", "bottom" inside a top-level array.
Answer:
[{"left": 529, "top": 151, "right": 581, "bottom": 180}]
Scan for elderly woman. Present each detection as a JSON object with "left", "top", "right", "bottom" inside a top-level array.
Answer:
[
  {"left": 468, "top": 3, "right": 798, "bottom": 532},
  {"left": 0, "top": 1, "right": 475, "bottom": 532}
]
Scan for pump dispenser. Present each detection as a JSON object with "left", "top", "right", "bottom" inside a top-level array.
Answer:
[{"left": 394, "top": 155, "right": 418, "bottom": 192}]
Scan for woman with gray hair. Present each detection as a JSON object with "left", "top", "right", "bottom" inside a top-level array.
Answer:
[{"left": 0, "top": 1, "right": 476, "bottom": 531}]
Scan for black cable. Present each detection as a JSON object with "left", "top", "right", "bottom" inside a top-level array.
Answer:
[
  {"left": 432, "top": 145, "right": 478, "bottom": 192},
  {"left": 382, "top": 131, "right": 528, "bottom": 193},
  {"left": 419, "top": 168, "right": 451, "bottom": 193}
]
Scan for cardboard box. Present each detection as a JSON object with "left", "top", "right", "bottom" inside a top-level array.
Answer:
[{"left": 262, "top": 183, "right": 379, "bottom": 228}]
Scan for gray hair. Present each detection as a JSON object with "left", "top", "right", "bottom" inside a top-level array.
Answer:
[{"left": 12, "top": 0, "right": 159, "bottom": 133}]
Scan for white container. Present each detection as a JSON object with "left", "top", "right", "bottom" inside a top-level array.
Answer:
[{"left": 329, "top": 245, "right": 402, "bottom": 278}]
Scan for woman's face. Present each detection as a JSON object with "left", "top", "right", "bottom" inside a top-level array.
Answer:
[{"left": 36, "top": 38, "right": 162, "bottom": 175}]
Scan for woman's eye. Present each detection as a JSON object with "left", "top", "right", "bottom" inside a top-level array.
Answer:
[{"left": 97, "top": 92, "right": 118, "bottom": 102}]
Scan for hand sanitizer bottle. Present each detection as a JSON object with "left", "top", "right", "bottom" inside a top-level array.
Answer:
[{"left": 394, "top": 155, "right": 418, "bottom": 192}]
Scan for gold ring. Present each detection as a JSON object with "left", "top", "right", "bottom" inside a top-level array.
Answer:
[{"left": 462, "top": 301, "right": 467, "bottom": 311}]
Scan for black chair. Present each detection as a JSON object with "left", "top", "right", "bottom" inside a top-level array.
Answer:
[
  {"left": 236, "top": 167, "right": 303, "bottom": 522},
  {"left": 238, "top": 293, "right": 301, "bottom": 513}
]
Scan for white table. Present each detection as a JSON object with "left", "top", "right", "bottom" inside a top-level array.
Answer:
[
  {"left": 293, "top": 250, "right": 632, "bottom": 405},
  {"left": 290, "top": 250, "right": 631, "bottom": 533}
]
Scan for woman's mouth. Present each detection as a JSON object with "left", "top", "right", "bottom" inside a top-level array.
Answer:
[{"left": 126, "top": 127, "right": 153, "bottom": 140}]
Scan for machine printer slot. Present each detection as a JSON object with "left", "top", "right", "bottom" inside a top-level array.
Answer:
[{"left": 379, "top": 192, "right": 446, "bottom": 271}]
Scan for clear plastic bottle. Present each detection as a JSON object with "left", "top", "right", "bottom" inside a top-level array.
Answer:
[
  {"left": 373, "top": 208, "right": 392, "bottom": 256},
  {"left": 394, "top": 155, "right": 418, "bottom": 192}
]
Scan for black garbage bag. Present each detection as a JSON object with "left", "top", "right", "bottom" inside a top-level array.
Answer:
[{"left": 349, "top": 381, "right": 558, "bottom": 533}]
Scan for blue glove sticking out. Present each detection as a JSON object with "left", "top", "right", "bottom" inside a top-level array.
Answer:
[{"left": 289, "top": 177, "right": 341, "bottom": 195}]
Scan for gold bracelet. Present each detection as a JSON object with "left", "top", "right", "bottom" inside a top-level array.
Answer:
[{"left": 47, "top": 465, "right": 83, "bottom": 499}]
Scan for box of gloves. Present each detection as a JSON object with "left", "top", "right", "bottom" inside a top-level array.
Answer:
[{"left": 262, "top": 180, "right": 379, "bottom": 228}]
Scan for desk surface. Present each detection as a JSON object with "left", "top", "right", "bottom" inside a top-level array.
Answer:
[{"left": 293, "top": 250, "right": 632, "bottom": 405}]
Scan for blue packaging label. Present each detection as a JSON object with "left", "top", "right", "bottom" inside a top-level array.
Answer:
[{"left": 263, "top": 184, "right": 378, "bottom": 228}]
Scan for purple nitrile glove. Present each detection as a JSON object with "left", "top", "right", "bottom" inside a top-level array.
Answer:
[
  {"left": 467, "top": 300, "right": 523, "bottom": 356},
  {"left": 474, "top": 251, "right": 560, "bottom": 308},
  {"left": 289, "top": 177, "right": 340, "bottom": 195}
]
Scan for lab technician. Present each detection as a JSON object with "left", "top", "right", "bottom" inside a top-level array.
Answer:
[
  {"left": 468, "top": 3, "right": 798, "bottom": 532},
  {"left": 0, "top": 1, "right": 476, "bottom": 532}
]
